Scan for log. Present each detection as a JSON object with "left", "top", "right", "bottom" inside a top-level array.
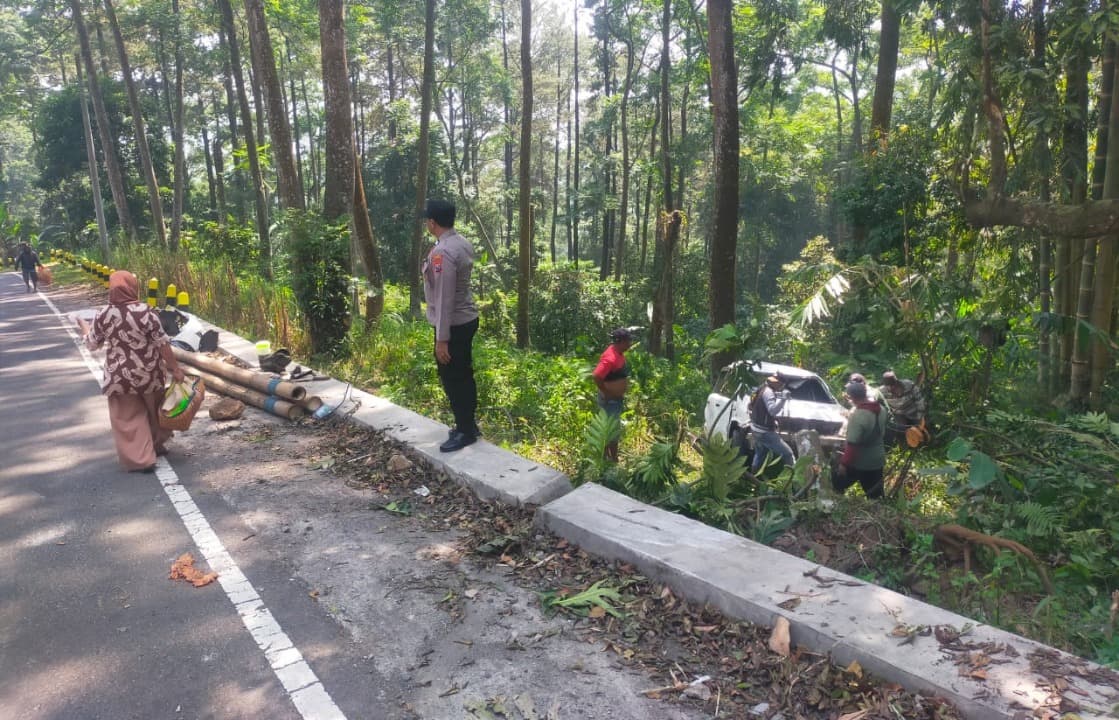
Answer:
[
  {"left": 188, "top": 367, "right": 305, "bottom": 421},
  {"left": 933, "top": 523, "right": 1054, "bottom": 594},
  {"left": 172, "top": 346, "right": 306, "bottom": 402}
]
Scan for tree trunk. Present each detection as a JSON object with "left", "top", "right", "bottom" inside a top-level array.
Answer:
[
  {"left": 353, "top": 155, "right": 383, "bottom": 326},
  {"left": 516, "top": 0, "right": 533, "bottom": 348},
  {"left": 199, "top": 99, "right": 217, "bottom": 219},
  {"left": 869, "top": 0, "right": 901, "bottom": 139},
  {"left": 410, "top": 0, "right": 436, "bottom": 318},
  {"left": 75, "top": 53, "right": 110, "bottom": 257},
  {"left": 218, "top": 0, "right": 271, "bottom": 277},
  {"left": 1056, "top": 15, "right": 1091, "bottom": 394},
  {"left": 211, "top": 91, "right": 228, "bottom": 224},
  {"left": 319, "top": 0, "right": 354, "bottom": 223},
  {"left": 71, "top": 0, "right": 135, "bottom": 242},
  {"left": 284, "top": 40, "right": 307, "bottom": 206},
  {"left": 1031, "top": 0, "right": 1052, "bottom": 394},
  {"left": 650, "top": 0, "right": 677, "bottom": 359},
  {"left": 550, "top": 54, "right": 561, "bottom": 266},
  {"left": 615, "top": 27, "right": 635, "bottom": 281},
  {"left": 707, "top": 0, "right": 738, "bottom": 378},
  {"left": 170, "top": 0, "right": 185, "bottom": 251},
  {"left": 572, "top": 5, "right": 581, "bottom": 269},
  {"left": 103, "top": 0, "right": 167, "bottom": 247},
  {"left": 502, "top": 0, "right": 514, "bottom": 249},
  {"left": 219, "top": 23, "right": 246, "bottom": 223},
  {"left": 245, "top": 0, "right": 303, "bottom": 211}
]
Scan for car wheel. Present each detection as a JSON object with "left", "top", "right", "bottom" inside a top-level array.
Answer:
[{"left": 730, "top": 427, "right": 750, "bottom": 457}]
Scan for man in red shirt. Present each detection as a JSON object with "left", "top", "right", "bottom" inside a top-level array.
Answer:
[{"left": 592, "top": 328, "right": 634, "bottom": 461}]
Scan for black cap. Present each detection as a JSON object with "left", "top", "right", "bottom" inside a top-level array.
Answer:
[
  {"left": 422, "top": 199, "right": 456, "bottom": 228},
  {"left": 845, "top": 381, "right": 867, "bottom": 399},
  {"left": 609, "top": 327, "right": 634, "bottom": 342}
]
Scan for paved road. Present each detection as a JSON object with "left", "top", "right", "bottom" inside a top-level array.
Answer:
[{"left": 0, "top": 271, "right": 386, "bottom": 720}]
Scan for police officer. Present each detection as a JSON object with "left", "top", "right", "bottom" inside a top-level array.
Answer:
[{"left": 422, "top": 199, "right": 481, "bottom": 452}]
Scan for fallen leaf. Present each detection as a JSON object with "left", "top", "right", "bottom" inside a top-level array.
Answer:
[
  {"left": 769, "top": 616, "right": 791, "bottom": 657},
  {"left": 464, "top": 588, "right": 479, "bottom": 599},
  {"left": 588, "top": 605, "right": 607, "bottom": 619},
  {"left": 777, "top": 597, "right": 801, "bottom": 611},
  {"left": 169, "top": 552, "right": 218, "bottom": 588},
  {"left": 970, "top": 668, "right": 988, "bottom": 681},
  {"left": 846, "top": 660, "right": 863, "bottom": 677}
]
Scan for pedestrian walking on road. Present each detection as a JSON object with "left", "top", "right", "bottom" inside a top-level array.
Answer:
[
  {"left": 14, "top": 242, "right": 41, "bottom": 293},
  {"left": 592, "top": 327, "right": 635, "bottom": 461},
  {"left": 422, "top": 199, "right": 481, "bottom": 453},
  {"left": 78, "top": 271, "right": 186, "bottom": 472}
]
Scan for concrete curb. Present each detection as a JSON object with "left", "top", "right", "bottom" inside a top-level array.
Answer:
[
  {"left": 193, "top": 317, "right": 1119, "bottom": 719},
  {"left": 208, "top": 325, "right": 571, "bottom": 507},
  {"left": 535, "top": 484, "right": 1119, "bottom": 720}
]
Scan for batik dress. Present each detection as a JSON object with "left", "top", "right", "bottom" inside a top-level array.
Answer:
[{"left": 86, "top": 302, "right": 173, "bottom": 470}]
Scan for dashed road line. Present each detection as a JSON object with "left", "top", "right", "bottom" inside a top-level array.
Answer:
[{"left": 41, "top": 289, "right": 347, "bottom": 720}]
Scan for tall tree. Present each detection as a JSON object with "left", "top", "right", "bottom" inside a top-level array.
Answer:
[
  {"left": 170, "top": 0, "right": 185, "bottom": 251},
  {"left": 103, "top": 0, "right": 166, "bottom": 247},
  {"left": 244, "top": 0, "right": 303, "bottom": 210},
  {"left": 319, "top": 0, "right": 352, "bottom": 222},
  {"left": 516, "top": 0, "right": 533, "bottom": 348},
  {"left": 70, "top": 0, "right": 135, "bottom": 242},
  {"left": 707, "top": 0, "right": 739, "bottom": 378},
  {"left": 75, "top": 53, "right": 109, "bottom": 257},
  {"left": 869, "top": 0, "right": 901, "bottom": 138},
  {"left": 410, "top": 0, "right": 436, "bottom": 318},
  {"left": 217, "top": 0, "right": 271, "bottom": 276},
  {"left": 649, "top": 0, "right": 680, "bottom": 359}
]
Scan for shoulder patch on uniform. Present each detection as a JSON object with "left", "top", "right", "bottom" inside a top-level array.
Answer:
[{"left": 432, "top": 254, "right": 443, "bottom": 272}]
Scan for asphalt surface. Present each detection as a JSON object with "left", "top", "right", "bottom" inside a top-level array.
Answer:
[{"left": 0, "top": 271, "right": 387, "bottom": 719}]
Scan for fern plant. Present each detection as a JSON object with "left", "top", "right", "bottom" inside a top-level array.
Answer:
[
  {"left": 1014, "top": 502, "right": 1063, "bottom": 539},
  {"left": 702, "top": 433, "right": 749, "bottom": 502},
  {"left": 627, "top": 441, "right": 679, "bottom": 502},
  {"left": 574, "top": 410, "right": 623, "bottom": 485}
]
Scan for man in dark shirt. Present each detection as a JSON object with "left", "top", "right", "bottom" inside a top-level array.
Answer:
[{"left": 14, "top": 243, "right": 41, "bottom": 293}]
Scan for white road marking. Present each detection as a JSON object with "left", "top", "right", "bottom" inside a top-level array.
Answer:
[{"left": 42, "top": 290, "right": 347, "bottom": 720}]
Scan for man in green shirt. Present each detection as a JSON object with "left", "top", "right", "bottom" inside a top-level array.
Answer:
[{"left": 834, "top": 380, "right": 887, "bottom": 499}]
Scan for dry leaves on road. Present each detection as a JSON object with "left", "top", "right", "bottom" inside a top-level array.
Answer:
[{"left": 169, "top": 552, "right": 217, "bottom": 588}]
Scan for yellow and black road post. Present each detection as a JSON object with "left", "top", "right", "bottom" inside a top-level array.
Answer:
[
  {"left": 147, "top": 278, "right": 159, "bottom": 308},
  {"left": 165, "top": 283, "right": 178, "bottom": 308}
]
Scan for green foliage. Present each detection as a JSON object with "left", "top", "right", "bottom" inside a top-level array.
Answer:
[
  {"left": 185, "top": 221, "right": 260, "bottom": 270},
  {"left": 539, "top": 580, "right": 625, "bottom": 619},
  {"left": 575, "top": 410, "right": 622, "bottom": 485},
  {"left": 528, "top": 265, "right": 637, "bottom": 355},
  {"left": 700, "top": 433, "right": 748, "bottom": 503},
  {"left": 281, "top": 210, "right": 351, "bottom": 357},
  {"left": 628, "top": 441, "right": 679, "bottom": 502}
]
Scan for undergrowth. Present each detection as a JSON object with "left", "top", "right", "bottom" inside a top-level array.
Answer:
[{"left": 52, "top": 250, "right": 1119, "bottom": 665}]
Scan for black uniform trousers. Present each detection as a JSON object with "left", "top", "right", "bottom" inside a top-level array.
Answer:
[{"left": 436, "top": 317, "right": 479, "bottom": 436}]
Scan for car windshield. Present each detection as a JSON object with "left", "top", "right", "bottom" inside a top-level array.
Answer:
[{"left": 783, "top": 376, "right": 836, "bottom": 404}]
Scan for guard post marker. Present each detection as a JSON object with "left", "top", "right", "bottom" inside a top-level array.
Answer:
[
  {"left": 165, "top": 283, "right": 178, "bottom": 308},
  {"left": 177, "top": 291, "right": 190, "bottom": 314},
  {"left": 147, "top": 278, "right": 159, "bottom": 308}
]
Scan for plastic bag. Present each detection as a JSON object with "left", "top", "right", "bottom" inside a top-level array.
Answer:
[{"left": 162, "top": 381, "right": 194, "bottom": 418}]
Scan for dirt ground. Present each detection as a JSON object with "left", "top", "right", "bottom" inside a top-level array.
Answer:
[{"left": 51, "top": 280, "right": 966, "bottom": 720}]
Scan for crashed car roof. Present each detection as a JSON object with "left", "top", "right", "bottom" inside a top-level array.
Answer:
[{"left": 722, "top": 359, "right": 824, "bottom": 380}]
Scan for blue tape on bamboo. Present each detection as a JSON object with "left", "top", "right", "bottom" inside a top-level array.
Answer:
[
  {"left": 264, "top": 396, "right": 278, "bottom": 413},
  {"left": 267, "top": 377, "right": 282, "bottom": 395}
]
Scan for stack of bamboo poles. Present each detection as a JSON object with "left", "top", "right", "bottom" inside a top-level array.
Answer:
[{"left": 171, "top": 347, "right": 324, "bottom": 421}]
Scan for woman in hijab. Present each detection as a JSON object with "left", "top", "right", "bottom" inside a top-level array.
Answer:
[{"left": 78, "top": 271, "right": 186, "bottom": 472}]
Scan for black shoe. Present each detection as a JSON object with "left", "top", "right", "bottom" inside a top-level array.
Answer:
[
  {"left": 440, "top": 430, "right": 477, "bottom": 452},
  {"left": 448, "top": 425, "right": 481, "bottom": 439}
]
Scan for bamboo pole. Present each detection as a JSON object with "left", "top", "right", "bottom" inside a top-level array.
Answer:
[
  {"left": 189, "top": 367, "right": 306, "bottom": 421},
  {"left": 172, "top": 346, "right": 306, "bottom": 401}
]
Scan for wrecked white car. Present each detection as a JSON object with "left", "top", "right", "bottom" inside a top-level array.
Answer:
[{"left": 704, "top": 360, "right": 847, "bottom": 457}]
